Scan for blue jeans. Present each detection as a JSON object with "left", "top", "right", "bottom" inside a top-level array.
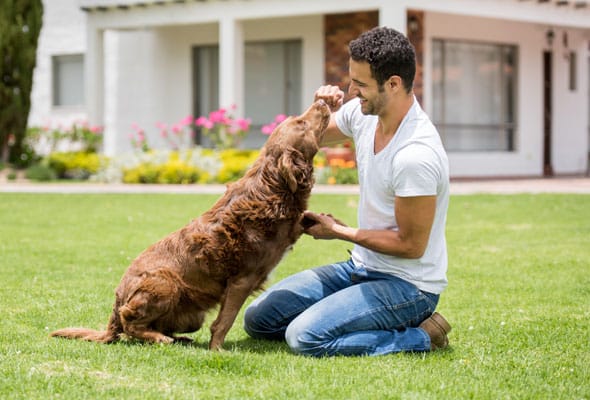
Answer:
[{"left": 244, "top": 259, "right": 439, "bottom": 357}]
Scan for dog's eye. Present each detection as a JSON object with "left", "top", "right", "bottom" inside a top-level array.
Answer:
[{"left": 297, "top": 120, "right": 308, "bottom": 130}]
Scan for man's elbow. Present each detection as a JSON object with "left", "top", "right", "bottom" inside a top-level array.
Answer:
[
  {"left": 397, "top": 240, "right": 427, "bottom": 259},
  {"left": 404, "top": 246, "right": 426, "bottom": 259}
]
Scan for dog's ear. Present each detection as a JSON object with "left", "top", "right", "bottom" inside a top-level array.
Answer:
[{"left": 278, "top": 152, "right": 298, "bottom": 193}]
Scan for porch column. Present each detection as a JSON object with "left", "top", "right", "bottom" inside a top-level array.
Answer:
[
  {"left": 85, "top": 23, "right": 104, "bottom": 130},
  {"left": 218, "top": 17, "right": 244, "bottom": 117}
]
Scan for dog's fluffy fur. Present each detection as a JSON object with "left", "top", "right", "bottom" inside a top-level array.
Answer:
[{"left": 51, "top": 100, "right": 330, "bottom": 350}]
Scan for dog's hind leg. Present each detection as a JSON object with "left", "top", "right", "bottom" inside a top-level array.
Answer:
[
  {"left": 118, "top": 269, "right": 183, "bottom": 344},
  {"left": 118, "top": 298, "right": 175, "bottom": 344}
]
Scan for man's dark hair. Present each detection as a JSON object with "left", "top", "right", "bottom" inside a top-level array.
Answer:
[{"left": 349, "top": 26, "right": 416, "bottom": 93}]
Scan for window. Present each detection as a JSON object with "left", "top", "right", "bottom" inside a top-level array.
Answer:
[
  {"left": 432, "top": 40, "right": 517, "bottom": 152},
  {"left": 193, "top": 40, "right": 302, "bottom": 148},
  {"left": 52, "top": 54, "right": 84, "bottom": 107},
  {"left": 568, "top": 51, "right": 577, "bottom": 91}
]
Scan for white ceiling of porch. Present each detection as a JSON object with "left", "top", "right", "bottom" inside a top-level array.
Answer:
[{"left": 518, "top": 0, "right": 588, "bottom": 8}]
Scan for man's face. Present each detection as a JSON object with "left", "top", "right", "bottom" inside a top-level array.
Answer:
[{"left": 348, "top": 59, "right": 388, "bottom": 116}]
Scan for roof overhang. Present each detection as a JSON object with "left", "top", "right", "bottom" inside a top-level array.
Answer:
[{"left": 78, "top": 0, "right": 590, "bottom": 30}]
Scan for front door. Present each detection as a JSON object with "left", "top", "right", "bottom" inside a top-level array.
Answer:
[{"left": 543, "top": 51, "right": 553, "bottom": 176}]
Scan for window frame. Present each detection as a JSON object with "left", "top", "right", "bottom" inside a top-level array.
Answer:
[
  {"left": 431, "top": 38, "right": 518, "bottom": 153},
  {"left": 51, "top": 53, "right": 85, "bottom": 108}
]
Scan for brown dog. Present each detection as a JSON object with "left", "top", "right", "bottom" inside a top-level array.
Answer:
[{"left": 51, "top": 100, "right": 330, "bottom": 350}]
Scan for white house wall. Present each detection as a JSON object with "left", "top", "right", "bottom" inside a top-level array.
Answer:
[
  {"left": 104, "top": 24, "right": 219, "bottom": 154},
  {"left": 29, "top": 0, "right": 87, "bottom": 129},
  {"left": 552, "top": 29, "right": 589, "bottom": 175},
  {"left": 425, "top": 12, "right": 546, "bottom": 177}
]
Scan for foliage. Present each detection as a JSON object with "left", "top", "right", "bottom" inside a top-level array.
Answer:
[
  {"left": 216, "top": 149, "right": 259, "bottom": 183},
  {"left": 122, "top": 155, "right": 206, "bottom": 184},
  {"left": 24, "top": 162, "right": 56, "bottom": 181},
  {"left": 0, "top": 0, "right": 43, "bottom": 165},
  {"left": 314, "top": 149, "right": 358, "bottom": 185},
  {"left": 27, "top": 122, "right": 104, "bottom": 154},
  {"left": 155, "top": 116, "right": 195, "bottom": 151},
  {"left": 0, "top": 193, "right": 588, "bottom": 399},
  {"left": 47, "top": 151, "right": 104, "bottom": 180},
  {"left": 92, "top": 148, "right": 258, "bottom": 185},
  {"left": 129, "top": 123, "right": 151, "bottom": 152},
  {"left": 195, "top": 106, "right": 251, "bottom": 150},
  {"left": 10, "top": 134, "right": 40, "bottom": 168}
]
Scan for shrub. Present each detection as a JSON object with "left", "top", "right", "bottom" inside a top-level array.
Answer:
[
  {"left": 10, "top": 139, "right": 41, "bottom": 168},
  {"left": 216, "top": 149, "right": 258, "bottom": 183},
  {"left": 122, "top": 163, "right": 205, "bottom": 184},
  {"left": 47, "top": 151, "right": 104, "bottom": 179},
  {"left": 25, "top": 163, "right": 56, "bottom": 181},
  {"left": 315, "top": 156, "right": 358, "bottom": 185},
  {"left": 121, "top": 151, "right": 208, "bottom": 184}
]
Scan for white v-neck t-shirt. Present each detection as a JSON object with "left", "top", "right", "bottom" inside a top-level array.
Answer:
[{"left": 335, "top": 97, "right": 450, "bottom": 294}]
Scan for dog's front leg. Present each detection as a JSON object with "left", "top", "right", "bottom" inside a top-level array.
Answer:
[{"left": 209, "top": 277, "right": 256, "bottom": 350}]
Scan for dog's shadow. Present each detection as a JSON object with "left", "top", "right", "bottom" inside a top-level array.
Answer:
[
  {"left": 110, "top": 335, "right": 290, "bottom": 354},
  {"left": 178, "top": 337, "right": 290, "bottom": 354}
]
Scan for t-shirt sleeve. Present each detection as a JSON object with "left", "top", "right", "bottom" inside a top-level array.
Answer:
[
  {"left": 391, "top": 144, "right": 441, "bottom": 197},
  {"left": 334, "top": 98, "right": 361, "bottom": 139}
]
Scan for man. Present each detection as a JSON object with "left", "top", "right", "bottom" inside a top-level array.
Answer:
[{"left": 244, "top": 26, "right": 451, "bottom": 357}]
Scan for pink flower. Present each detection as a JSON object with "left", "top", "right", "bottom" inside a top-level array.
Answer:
[
  {"left": 261, "top": 124, "right": 275, "bottom": 135},
  {"left": 180, "top": 115, "right": 193, "bottom": 126},
  {"left": 209, "top": 109, "right": 227, "bottom": 124},
  {"left": 235, "top": 118, "right": 251, "bottom": 132},
  {"left": 195, "top": 116, "right": 209, "bottom": 127},
  {"left": 171, "top": 124, "right": 182, "bottom": 134},
  {"left": 274, "top": 114, "right": 287, "bottom": 123},
  {"left": 155, "top": 121, "right": 167, "bottom": 130},
  {"left": 90, "top": 125, "right": 102, "bottom": 134}
]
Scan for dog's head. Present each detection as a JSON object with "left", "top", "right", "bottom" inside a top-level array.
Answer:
[
  {"left": 265, "top": 100, "right": 330, "bottom": 161},
  {"left": 262, "top": 100, "right": 330, "bottom": 192}
]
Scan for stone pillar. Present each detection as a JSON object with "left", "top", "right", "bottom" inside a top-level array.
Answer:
[
  {"left": 324, "top": 11, "right": 379, "bottom": 101},
  {"left": 407, "top": 10, "right": 425, "bottom": 107}
]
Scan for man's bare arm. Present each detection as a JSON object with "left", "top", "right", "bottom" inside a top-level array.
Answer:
[{"left": 304, "top": 195, "right": 436, "bottom": 259}]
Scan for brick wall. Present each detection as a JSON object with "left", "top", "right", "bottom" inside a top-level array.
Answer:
[
  {"left": 324, "top": 10, "right": 424, "bottom": 106},
  {"left": 324, "top": 11, "right": 379, "bottom": 101},
  {"left": 407, "top": 10, "right": 424, "bottom": 106}
]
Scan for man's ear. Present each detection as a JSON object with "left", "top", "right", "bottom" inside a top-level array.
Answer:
[{"left": 388, "top": 75, "right": 403, "bottom": 92}]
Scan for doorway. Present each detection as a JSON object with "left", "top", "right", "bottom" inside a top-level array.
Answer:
[{"left": 543, "top": 51, "right": 553, "bottom": 176}]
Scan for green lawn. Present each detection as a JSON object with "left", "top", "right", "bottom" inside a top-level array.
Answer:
[{"left": 1, "top": 193, "right": 588, "bottom": 399}]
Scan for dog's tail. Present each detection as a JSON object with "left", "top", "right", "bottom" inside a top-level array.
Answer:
[{"left": 51, "top": 308, "right": 123, "bottom": 344}]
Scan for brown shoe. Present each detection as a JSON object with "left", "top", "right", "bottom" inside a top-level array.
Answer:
[{"left": 419, "top": 312, "right": 452, "bottom": 350}]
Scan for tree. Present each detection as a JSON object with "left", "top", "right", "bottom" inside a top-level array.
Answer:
[{"left": 0, "top": 0, "right": 43, "bottom": 165}]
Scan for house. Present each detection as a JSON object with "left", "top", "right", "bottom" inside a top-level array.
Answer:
[{"left": 28, "top": 0, "right": 590, "bottom": 178}]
